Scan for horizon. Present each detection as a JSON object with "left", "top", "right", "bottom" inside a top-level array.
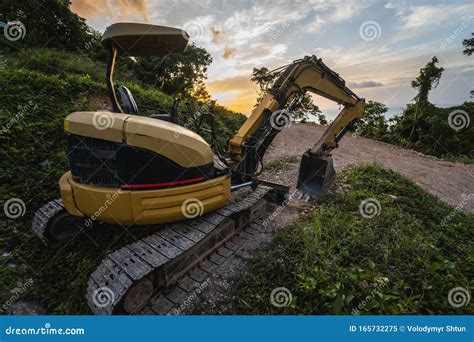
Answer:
[{"left": 70, "top": 0, "right": 473, "bottom": 115}]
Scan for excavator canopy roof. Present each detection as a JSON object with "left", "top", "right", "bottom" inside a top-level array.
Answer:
[{"left": 102, "top": 23, "right": 188, "bottom": 56}]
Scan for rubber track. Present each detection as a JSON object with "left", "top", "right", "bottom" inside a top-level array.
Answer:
[
  {"left": 31, "top": 199, "right": 64, "bottom": 245},
  {"left": 142, "top": 219, "right": 268, "bottom": 315},
  {"left": 86, "top": 185, "right": 273, "bottom": 315}
]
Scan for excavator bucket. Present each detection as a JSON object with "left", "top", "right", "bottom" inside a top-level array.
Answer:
[{"left": 296, "top": 151, "right": 336, "bottom": 199}]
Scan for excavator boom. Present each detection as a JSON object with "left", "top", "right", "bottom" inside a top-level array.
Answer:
[{"left": 227, "top": 55, "right": 365, "bottom": 198}]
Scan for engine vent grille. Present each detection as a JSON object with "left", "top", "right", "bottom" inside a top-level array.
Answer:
[{"left": 67, "top": 134, "right": 121, "bottom": 187}]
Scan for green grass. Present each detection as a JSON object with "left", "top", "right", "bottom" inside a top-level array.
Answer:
[
  {"left": 264, "top": 156, "right": 299, "bottom": 172},
  {"left": 227, "top": 164, "right": 473, "bottom": 315}
]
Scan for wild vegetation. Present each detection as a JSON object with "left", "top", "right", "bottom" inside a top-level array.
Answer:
[
  {"left": 228, "top": 164, "right": 473, "bottom": 314},
  {"left": 353, "top": 56, "right": 473, "bottom": 163}
]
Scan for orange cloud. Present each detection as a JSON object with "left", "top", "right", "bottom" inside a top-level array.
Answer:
[
  {"left": 222, "top": 46, "right": 237, "bottom": 59},
  {"left": 71, "top": 0, "right": 149, "bottom": 22},
  {"left": 210, "top": 27, "right": 222, "bottom": 44}
]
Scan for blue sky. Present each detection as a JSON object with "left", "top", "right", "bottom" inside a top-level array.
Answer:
[{"left": 71, "top": 0, "right": 474, "bottom": 116}]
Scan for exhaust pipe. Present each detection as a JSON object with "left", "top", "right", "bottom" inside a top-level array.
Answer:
[{"left": 296, "top": 150, "right": 336, "bottom": 199}]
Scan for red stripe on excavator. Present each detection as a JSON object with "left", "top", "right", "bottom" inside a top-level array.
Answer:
[{"left": 120, "top": 176, "right": 205, "bottom": 190}]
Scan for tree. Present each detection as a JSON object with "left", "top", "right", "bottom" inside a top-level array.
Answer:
[
  {"left": 462, "top": 33, "right": 474, "bottom": 98},
  {"left": 250, "top": 66, "right": 327, "bottom": 124},
  {"left": 353, "top": 101, "right": 389, "bottom": 139},
  {"left": 462, "top": 33, "right": 474, "bottom": 56},
  {"left": 133, "top": 44, "right": 212, "bottom": 98},
  {"left": 407, "top": 56, "right": 444, "bottom": 142},
  {"left": 0, "top": 0, "right": 94, "bottom": 52}
]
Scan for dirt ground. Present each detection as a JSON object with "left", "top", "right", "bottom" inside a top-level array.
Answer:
[
  {"left": 184, "top": 123, "right": 473, "bottom": 314},
  {"left": 265, "top": 123, "right": 474, "bottom": 213}
]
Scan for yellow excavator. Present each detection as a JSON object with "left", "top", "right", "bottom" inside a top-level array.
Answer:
[{"left": 32, "top": 23, "right": 365, "bottom": 314}]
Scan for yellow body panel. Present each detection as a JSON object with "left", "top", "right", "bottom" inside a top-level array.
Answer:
[
  {"left": 59, "top": 172, "right": 230, "bottom": 225},
  {"left": 64, "top": 111, "right": 213, "bottom": 168}
]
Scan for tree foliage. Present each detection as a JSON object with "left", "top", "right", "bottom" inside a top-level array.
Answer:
[
  {"left": 250, "top": 66, "right": 326, "bottom": 124},
  {"left": 0, "top": 0, "right": 94, "bottom": 52},
  {"left": 354, "top": 58, "right": 473, "bottom": 162},
  {"left": 462, "top": 33, "right": 474, "bottom": 56},
  {"left": 353, "top": 100, "right": 389, "bottom": 139},
  {"left": 133, "top": 44, "right": 213, "bottom": 98}
]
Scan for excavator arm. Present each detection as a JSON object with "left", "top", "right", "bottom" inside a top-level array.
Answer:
[{"left": 227, "top": 55, "right": 365, "bottom": 198}]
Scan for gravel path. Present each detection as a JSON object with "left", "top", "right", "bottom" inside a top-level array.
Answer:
[{"left": 266, "top": 123, "right": 474, "bottom": 213}]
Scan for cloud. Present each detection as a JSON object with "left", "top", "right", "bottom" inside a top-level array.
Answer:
[
  {"left": 348, "top": 80, "right": 384, "bottom": 88},
  {"left": 71, "top": 0, "right": 149, "bottom": 22},
  {"left": 307, "top": 15, "right": 326, "bottom": 32},
  {"left": 305, "top": 1, "right": 373, "bottom": 35},
  {"left": 222, "top": 46, "right": 237, "bottom": 59},
  {"left": 386, "top": 1, "right": 473, "bottom": 29},
  {"left": 210, "top": 26, "right": 223, "bottom": 44}
]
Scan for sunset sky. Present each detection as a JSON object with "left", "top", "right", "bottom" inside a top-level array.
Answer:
[{"left": 70, "top": 0, "right": 473, "bottom": 117}]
